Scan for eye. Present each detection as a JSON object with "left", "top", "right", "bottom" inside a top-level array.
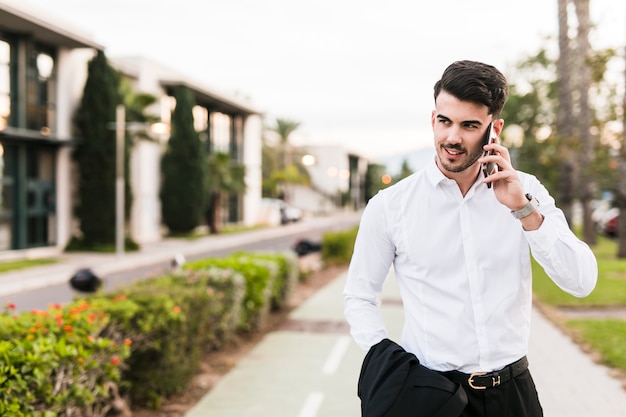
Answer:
[{"left": 462, "top": 122, "right": 480, "bottom": 130}]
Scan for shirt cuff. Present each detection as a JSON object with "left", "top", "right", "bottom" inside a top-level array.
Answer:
[{"left": 523, "top": 213, "right": 558, "bottom": 252}]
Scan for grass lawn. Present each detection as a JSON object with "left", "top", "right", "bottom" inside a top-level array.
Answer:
[
  {"left": 532, "top": 235, "right": 626, "bottom": 307},
  {"left": 533, "top": 234, "right": 626, "bottom": 378},
  {"left": 0, "top": 258, "right": 58, "bottom": 273},
  {"left": 566, "top": 319, "right": 626, "bottom": 372}
]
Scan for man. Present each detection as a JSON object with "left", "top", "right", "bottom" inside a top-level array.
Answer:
[{"left": 343, "top": 60, "right": 598, "bottom": 416}]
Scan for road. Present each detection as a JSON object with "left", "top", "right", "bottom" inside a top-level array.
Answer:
[{"left": 1, "top": 215, "right": 360, "bottom": 313}]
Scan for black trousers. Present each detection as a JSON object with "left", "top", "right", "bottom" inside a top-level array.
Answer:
[{"left": 458, "top": 369, "right": 543, "bottom": 417}]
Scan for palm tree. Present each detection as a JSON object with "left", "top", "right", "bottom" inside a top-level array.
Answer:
[
  {"left": 205, "top": 152, "right": 246, "bottom": 234},
  {"left": 556, "top": 0, "right": 576, "bottom": 226},
  {"left": 270, "top": 118, "right": 301, "bottom": 202},
  {"left": 573, "top": 0, "right": 596, "bottom": 245},
  {"left": 272, "top": 118, "right": 301, "bottom": 170}
]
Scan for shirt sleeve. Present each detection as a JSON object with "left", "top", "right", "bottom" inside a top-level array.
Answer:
[
  {"left": 524, "top": 182, "right": 598, "bottom": 298},
  {"left": 343, "top": 192, "right": 397, "bottom": 350}
]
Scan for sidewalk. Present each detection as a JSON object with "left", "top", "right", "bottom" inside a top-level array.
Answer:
[{"left": 185, "top": 270, "right": 626, "bottom": 417}]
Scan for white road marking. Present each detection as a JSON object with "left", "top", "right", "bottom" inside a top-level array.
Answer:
[
  {"left": 322, "top": 335, "right": 351, "bottom": 375},
  {"left": 297, "top": 392, "right": 325, "bottom": 417}
]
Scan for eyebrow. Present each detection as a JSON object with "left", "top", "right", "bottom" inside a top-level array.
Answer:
[{"left": 435, "top": 114, "right": 483, "bottom": 126}]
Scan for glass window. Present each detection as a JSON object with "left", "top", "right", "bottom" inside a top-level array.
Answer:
[
  {"left": 0, "top": 143, "right": 13, "bottom": 250},
  {"left": 0, "top": 40, "right": 10, "bottom": 130},
  {"left": 26, "top": 47, "right": 56, "bottom": 132}
]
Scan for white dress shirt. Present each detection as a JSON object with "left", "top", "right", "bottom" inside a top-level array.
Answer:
[{"left": 343, "top": 160, "right": 597, "bottom": 373}]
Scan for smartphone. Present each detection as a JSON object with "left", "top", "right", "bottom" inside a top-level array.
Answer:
[{"left": 481, "top": 122, "right": 497, "bottom": 189}]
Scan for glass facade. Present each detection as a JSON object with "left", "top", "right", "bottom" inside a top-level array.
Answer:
[
  {"left": 27, "top": 47, "right": 55, "bottom": 132},
  {"left": 0, "top": 33, "right": 58, "bottom": 250}
]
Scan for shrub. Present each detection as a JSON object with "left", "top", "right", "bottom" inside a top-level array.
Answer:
[
  {"left": 0, "top": 251, "right": 298, "bottom": 413},
  {"left": 89, "top": 290, "right": 188, "bottom": 408},
  {"left": 0, "top": 300, "right": 130, "bottom": 416},
  {"left": 185, "top": 253, "right": 277, "bottom": 332},
  {"left": 251, "top": 251, "right": 300, "bottom": 310},
  {"left": 321, "top": 226, "right": 358, "bottom": 265}
]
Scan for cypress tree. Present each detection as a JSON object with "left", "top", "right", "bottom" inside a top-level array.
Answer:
[
  {"left": 73, "top": 50, "right": 123, "bottom": 246},
  {"left": 160, "top": 85, "right": 206, "bottom": 233}
]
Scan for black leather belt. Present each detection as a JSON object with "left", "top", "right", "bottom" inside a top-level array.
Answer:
[{"left": 441, "top": 356, "right": 529, "bottom": 390}]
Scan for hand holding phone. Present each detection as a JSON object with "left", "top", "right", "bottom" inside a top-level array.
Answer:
[{"left": 481, "top": 122, "right": 497, "bottom": 189}]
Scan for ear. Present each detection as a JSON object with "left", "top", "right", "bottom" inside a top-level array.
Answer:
[
  {"left": 493, "top": 119, "right": 505, "bottom": 136},
  {"left": 431, "top": 110, "right": 436, "bottom": 128}
]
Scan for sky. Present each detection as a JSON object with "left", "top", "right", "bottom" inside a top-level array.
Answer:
[{"left": 14, "top": 0, "right": 626, "bottom": 160}]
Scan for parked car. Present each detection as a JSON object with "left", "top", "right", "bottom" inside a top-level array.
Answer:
[
  {"left": 259, "top": 198, "right": 303, "bottom": 226},
  {"left": 604, "top": 209, "right": 619, "bottom": 237},
  {"left": 282, "top": 203, "right": 303, "bottom": 224}
]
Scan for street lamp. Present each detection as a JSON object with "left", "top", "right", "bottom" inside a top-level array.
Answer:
[
  {"left": 115, "top": 105, "right": 125, "bottom": 257},
  {"left": 112, "top": 105, "right": 171, "bottom": 257}
]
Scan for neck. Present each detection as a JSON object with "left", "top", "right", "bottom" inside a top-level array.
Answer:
[{"left": 436, "top": 159, "right": 481, "bottom": 197}]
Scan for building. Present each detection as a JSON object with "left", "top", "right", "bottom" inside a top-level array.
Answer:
[
  {"left": 293, "top": 145, "right": 368, "bottom": 214},
  {"left": 0, "top": 2, "right": 263, "bottom": 258},
  {"left": 0, "top": 1, "right": 101, "bottom": 258},
  {"left": 110, "top": 56, "right": 262, "bottom": 243}
]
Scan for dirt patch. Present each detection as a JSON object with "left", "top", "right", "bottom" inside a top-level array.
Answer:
[{"left": 129, "top": 258, "right": 347, "bottom": 417}]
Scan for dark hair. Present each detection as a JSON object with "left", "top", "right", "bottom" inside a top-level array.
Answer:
[{"left": 433, "top": 60, "right": 509, "bottom": 118}]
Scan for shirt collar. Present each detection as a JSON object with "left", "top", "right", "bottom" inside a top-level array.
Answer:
[
  {"left": 426, "top": 156, "right": 448, "bottom": 187},
  {"left": 425, "top": 156, "right": 487, "bottom": 196}
]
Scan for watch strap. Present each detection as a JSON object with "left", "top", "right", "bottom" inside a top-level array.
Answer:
[{"left": 511, "top": 194, "right": 539, "bottom": 219}]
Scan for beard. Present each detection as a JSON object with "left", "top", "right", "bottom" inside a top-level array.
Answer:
[{"left": 437, "top": 143, "right": 484, "bottom": 173}]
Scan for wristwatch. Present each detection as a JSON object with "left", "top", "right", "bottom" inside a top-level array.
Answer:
[{"left": 511, "top": 193, "right": 539, "bottom": 219}]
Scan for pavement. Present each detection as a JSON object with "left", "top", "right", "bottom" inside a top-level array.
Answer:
[
  {"left": 1, "top": 211, "right": 626, "bottom": 416},
  {"left": 185, "top": 271, "right": 626, "bottom": 417}
]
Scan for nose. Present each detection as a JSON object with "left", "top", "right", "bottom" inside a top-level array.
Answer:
[{"left": 444, "top": 125, "right": 462, "bottom": 145}]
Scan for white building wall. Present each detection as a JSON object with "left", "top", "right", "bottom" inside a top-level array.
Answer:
[
  {"left": 242, "top": 114, "right": 262, "bottom": 226},
  {"left": 300, "top": 145, "right": 351, "bottom": 197},
  {"left": 130, "top": 140, "right": 163, "bottom": 242},
  {"left": 54, "top": 48, "right": 96, "bottom": 249}
]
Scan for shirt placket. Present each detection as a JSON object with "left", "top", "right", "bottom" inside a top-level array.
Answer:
[{"left": 459, "top": 199, "right": 490, "bottom": 368}]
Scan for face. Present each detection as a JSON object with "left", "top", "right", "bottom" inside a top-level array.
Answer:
[{"left": 431, "top": 91, "right": 493, "bottom": 177}]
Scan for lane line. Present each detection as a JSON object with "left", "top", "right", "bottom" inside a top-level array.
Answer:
[
  {"left": 297, "top": 392, "right": 325, "bottom": 417},
  {"left": 322, "top": 335, "right": 351, "bottom": 375}
]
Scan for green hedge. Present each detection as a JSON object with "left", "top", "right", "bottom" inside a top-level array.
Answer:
[
  {"left": 321, "top": 226, "right": 358, "bottom": 265},
  {"left": 0, "top": 249, "right": 304, "bottom": 413}
]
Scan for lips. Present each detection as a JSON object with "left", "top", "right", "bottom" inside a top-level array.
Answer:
[{"left": 443, "top": 146, "right": 465, "bottom": 157}]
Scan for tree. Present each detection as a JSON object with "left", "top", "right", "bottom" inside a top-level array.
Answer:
[
  {"left": 364, "top": 163, "right": 388, "bottom": 201},
  {"left": 160, "top": 85, "right": 206, "bottom": 234},
  {"left": 205, "top": 152, "right": 246, "bottom": 234},
  {"left": 269, "top": 118, "right": 301, "bottom": 202},
  {"left": 261, "top": 128, "right": 281, "bottom": 197},
  {"left": 556, "top": 0, "right": 577, "bottom": 225},
  {"left": 505, "top": 43, "right": 619, "bottom": 243},
  {"left": 272, "top": 118, "right": 301, "bottom": 170},
  {"left": 396, "top": 159, "right": 413, "bottom": 182},
  {"left": 616, "top": 42, "right": 626, "bottom": 256},
  {"left": 73, "top": 50, "right": 122, "bottom": 247},
  {"left": 573, "top": 0, "right": 596, "bottom": 244}
]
